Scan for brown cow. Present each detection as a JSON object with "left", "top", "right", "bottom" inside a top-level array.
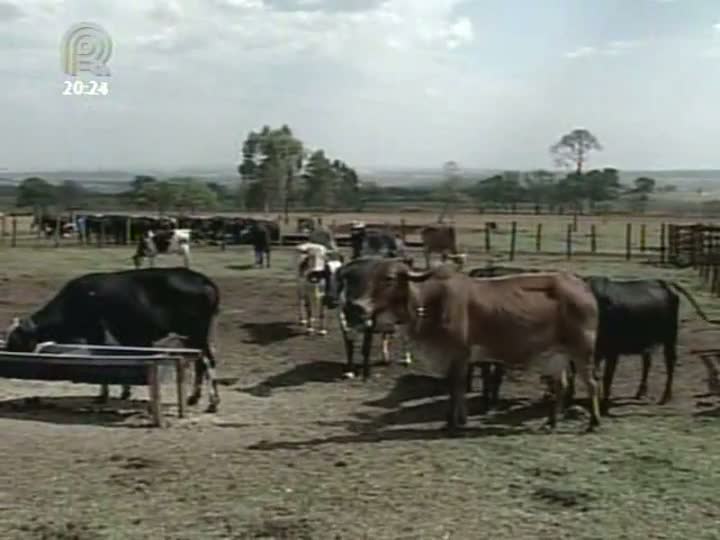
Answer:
[
  {"left": 357, "top": 262, "right": 601, "bottom": 433},
  {"left": 420, "top": 225, "right": 466, "bottom": 269}
]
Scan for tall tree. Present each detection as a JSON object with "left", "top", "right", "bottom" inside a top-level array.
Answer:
[
  {"left": 550, "top": 128, "right": 602, "bottom": 174},
  {"left": 332, "top": 159, "right": 361, "bottom": 209},
  {"left": 303, "top": 150, "right": 337, "bottom": 210},
  {"left": 168, "top": 177, "right": 218, "bottom": 213},
  {"left": 238, "top": 125, "right": 304, "bottom": 214},
  {"left": 57, "top": 180, "right": 86, "bottom": 209},
  {"left": 16, "top": 177, "right": 57, "bottom": 215}
]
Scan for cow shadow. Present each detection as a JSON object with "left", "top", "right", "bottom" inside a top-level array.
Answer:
[
  {"left": 241, "top": 321, "right": 304, "bottom": 345},
  {"left": 237, "top": 360, "right": 347, "bottom": 397},
  {"left": 226, "top": 264, "right": 256, "bottom": 272},
  {"left": 0, "top": 396, "right": 159, "bottom": 428},
  {"left": 247, "top": 396, "right": 556, "bottom": 451}
]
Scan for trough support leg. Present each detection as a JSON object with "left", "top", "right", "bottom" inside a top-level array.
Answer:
[
  {"left": 176, "top": 359, "right": 187, "bottom": 419},
  {"left": 147, "top": 364, "right": 164, "bottom": 427}
]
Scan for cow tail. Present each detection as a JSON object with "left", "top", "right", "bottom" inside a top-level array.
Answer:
[{"left": 667, "top": 281, "right": 720, "bottom": 325}]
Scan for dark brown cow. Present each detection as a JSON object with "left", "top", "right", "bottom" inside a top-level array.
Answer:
[
  {"left": 357, "top": 262, "right": 601, "bottom": 433},
  {"left": 420, "top": 225, "right": 466, "bottom": 269}
]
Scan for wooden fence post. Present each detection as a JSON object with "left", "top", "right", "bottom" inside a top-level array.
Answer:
[
  {"left": 535, "top": 223, "right": 542, "bottom": 252},
  {"left": 566, "top": 224, "right": 572, "bottom": 259},
  {"left": 484, "top": 223, "right": 491, "bottom": 252},
  {"left": 126, "top": 217, "right": 132, "bottom": 245},
  {"left": 11, "top": 216, "right": 17, "bottom": 247},
  {"left": 54, "top": 215, "right": 61, "bottom": 247},
  {"left": 625, "top": 223, "right": 632, "bottom": 260},
  {"left": 640, "top": 224, "right": 646, "bottom": 253},
  {"left": 99, "top": 220, "right": 105, "bottom": 248},
  {"left": 660, "top": 223, "right": 666, "bottom": 264},
  {"left": 590, "top": 224, "right": 597, "bottom": 253},
  {"left": 509, "top": 221, "right": 517, "bottom": 261}
]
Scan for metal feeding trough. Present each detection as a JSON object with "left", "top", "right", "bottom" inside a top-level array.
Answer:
[{"left": 0, "top": 341, "right": 203, "bottom": 427}]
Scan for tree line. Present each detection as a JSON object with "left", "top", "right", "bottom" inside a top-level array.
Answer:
[{"left": 3, "top": 127, "right": 671, "bottom": 216}]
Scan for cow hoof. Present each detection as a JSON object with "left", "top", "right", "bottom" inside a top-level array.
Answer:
[
  {"left": 205, "top": 402, "right": 218, "bottom": 414},
  {"left": 187, "top": 394, "right": 200, "bottom": 406}
]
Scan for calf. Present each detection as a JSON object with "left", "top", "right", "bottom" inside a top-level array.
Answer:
[
  {"left": 325, "top": 256, "right": 414, "bottom": 380},
  {"left": 295, "top": 242, "right": 344, "bottom": 335},
  {"left": 359, "top": 262, "right": 600, "bottom": 433},
  {"left": 3, "top": 267, "right": 221, "bottom": 412},
  {"left": 420, "top": 224, "right": 466, "bottom": 269},
  {"left": 132, "top": 229, "right": 191, "bottom": 268}
]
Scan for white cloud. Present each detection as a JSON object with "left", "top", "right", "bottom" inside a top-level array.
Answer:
[{"left": 565, "top": 39, "right": 645, "bottom": 59}]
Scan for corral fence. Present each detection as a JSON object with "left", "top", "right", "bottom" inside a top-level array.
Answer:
[
  {"left": 0, "top": 211, "right": 673, "bottom": 261},
  {"left": 666, "top": 223, "right": 720, "bottom": 295}
]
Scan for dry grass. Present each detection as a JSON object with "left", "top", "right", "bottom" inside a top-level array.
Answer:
[{"left": 0, "top": 237, "right": 719, "bottom": 539}]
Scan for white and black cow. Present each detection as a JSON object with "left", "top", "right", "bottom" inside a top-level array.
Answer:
[
  {"left": 325, "top": 256, "right": 414, "bottom": 380},
  {"left": 3, "top": 267, "right": 221, "bottom": 412},
  {"left": 295, "top": 242, "right": 344, "bottom": 335},
  {"left": 132, "top": 228, "right": 191, "bottom": 268}
]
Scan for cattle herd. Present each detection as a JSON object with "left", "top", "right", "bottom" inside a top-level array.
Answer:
[{"left": 3, "top": 218, "right": 719, "bottom": 435}]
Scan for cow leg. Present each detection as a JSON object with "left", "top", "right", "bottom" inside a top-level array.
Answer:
[
  {"left": 187, "top": 332, "right": 220, "bottom": 412},
  {"left": 265, "top": 249, "right": 271, "bottom": 268},
  {"left": 564, "top": 359, "right": 577, "bottom": 410},
  {"left": 545, "top": 369, "right": 568, "bottom": 432},
  {"left": 466, "top": 363, "right": 474, "bottom": 393},
  {"left": 297, "top": 287, "right": 308, "bottom": 327},
  {"left": 658, "top": 342, "right": 677, "bottom": 405},
  {"left": 120, "top": 385, "right": 132, "bottom": 400},
  {"left": 96, "top": 384, "right": 110, "bottom": 403},
  {"left": 578, "top": 353, "right": 601, "bottom": 432},
  {"left": 180, "top": 244, "right": 190, "bottom": 268},
  {"left": 149, "top": 255, "right": 156, "bottom": 268},
  {"left": 635, "top": 351, "right": 651, "bottom": 400},
  {"left": 490, "top": 363, "right": 504, "bottom": 409},
  {"left": 361, "top": 328, "right": 373, "bottom": 381},
  {"left": 380, "top": 333, "right": 391, "bottom": 364},
  {"left": 338, "top": 311, "right": 357, "bottom": 379},
  {"left": 446, "top": 354, "right": 469, "bottom": 433},
  {"left": 317, "top": 296, "right": 327, "bottom": 336},
  {"left": 398, "top": 327, "right": 413, "bottom": 366},
  {"left": 601, "top": 354, "right": 619, "bottom": 415}
]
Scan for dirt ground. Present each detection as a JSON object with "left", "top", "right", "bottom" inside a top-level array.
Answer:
[{"left": 0, "top": 246, "right": 720, "bottom": 539}]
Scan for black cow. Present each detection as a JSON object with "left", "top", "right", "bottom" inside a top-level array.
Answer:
[
  {"left": 350, "top": 223, "right": 407, "bottom": 260},
  {"left": 467, "top": 265, "right": 720, "bottom": 414},
  {"left": 3, "top": 268, "right": 221, "bottom": 412},
  {"left": 325, "top": 256, "right": 413, "bottom": 379}
]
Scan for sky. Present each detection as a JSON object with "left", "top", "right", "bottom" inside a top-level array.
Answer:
[{"left": 1, "top": 0, "right": 720, "bottom": 172}]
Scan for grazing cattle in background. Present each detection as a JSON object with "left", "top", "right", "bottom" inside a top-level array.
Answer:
[
  {"left": 349, "top": 222, "right": 407, "bottom": 260},
  {"left": 3, "top": 268, "right": 221, "bottom": 411},
  {"left": 357, "top": 261, "right": 600, "bottom": 433},
  {"left": 420, "top": 224, "right": 466, "bottom": 269},
  {"left": 324, "top": 256, "right": 414, "bottom": 379},
  {"left": 295, "top": 242, "right": 344, "bottom": 335},
  {"left": 132, "top": 229, "right": 191, "bottom": 268},
  {"left": 469, "top": 265, "right": 720, "bottom": 414}
]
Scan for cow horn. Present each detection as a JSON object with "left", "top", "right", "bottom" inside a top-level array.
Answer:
[{"left": 406, "top": 270, "right": 433, "bottom": 282}]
